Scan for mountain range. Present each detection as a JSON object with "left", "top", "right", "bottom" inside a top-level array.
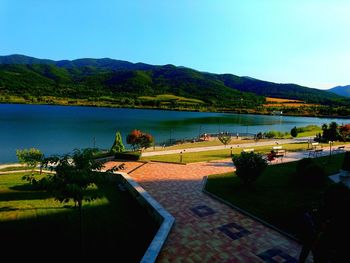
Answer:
[
  {"left": 328, "top": 85, "right": 350, "bottom": 98},
  {"left": 0, "top": 54, "right": 349, "bottom": 114}
]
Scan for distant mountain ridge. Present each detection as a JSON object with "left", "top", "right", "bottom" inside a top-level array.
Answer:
[
  {"left": 0, "top": 54, "right": 349, "bottom": 110},
  {"left": 328, "top": 85, "right": 350, "bottom": 98}
]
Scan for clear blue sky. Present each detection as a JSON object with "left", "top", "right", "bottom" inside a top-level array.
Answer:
[{"left": 1, "top": 0, "right": 349, "bottom": 89}]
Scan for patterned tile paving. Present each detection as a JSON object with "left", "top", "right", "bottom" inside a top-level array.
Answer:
[
  {"left": 190, "top": 205, "right": 216, "bottom": 218},
  {"left": 217, "top": 222, "right": 252, "bottom": 241},
  {"left": 106, "top": 160, "right": 306, "bottom": 262}
]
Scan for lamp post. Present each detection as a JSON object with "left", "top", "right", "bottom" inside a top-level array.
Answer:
[
  {"left": 329, "top": 141, "right": 334, "bottom": 160},
  {"left": 180, "top": 149, "right": 185, "bottom": 163}
]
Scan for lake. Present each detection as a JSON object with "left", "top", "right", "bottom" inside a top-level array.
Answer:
[{"left": 0, "top": 103, "right": 348, "bottom": 163}]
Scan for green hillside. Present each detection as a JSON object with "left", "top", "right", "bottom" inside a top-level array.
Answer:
[{"left": 0, "top": 54, "right": 349, "bottom": 116}]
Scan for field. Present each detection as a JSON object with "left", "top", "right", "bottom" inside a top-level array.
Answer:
[
  {"left": 0, "top": 171, "right": 159, "bottom": 261},
  {"left": 264, "top": 97, "right": 319, "bottom": 108},
  {"left": 139, "top": 94, "right": 205, "bottom": 105}
]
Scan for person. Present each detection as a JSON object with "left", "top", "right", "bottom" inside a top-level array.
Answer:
[{"left": 299, "top": 209, "right": 319, "bottom": 263}]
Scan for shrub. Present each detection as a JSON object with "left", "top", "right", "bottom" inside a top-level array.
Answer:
[
  {"left": 218, "top": 134, "right": 232, "bottom": 146},
  {"left": 294, "top": 158, "right": 326, "bottom": 186},
  {"left": 290, "top": 126, "right": 298, "bottom": 137},
  {"left": 232, "top": 152, "right": 267, "bottom": 186},
  {"left": 115, "top": 151, "right": 141, "bottom": 161},
  {"left": 342, "top": 152, "right": 350, "bottom": 171},
  {"left": 111, "top": 131, "right": 125, "bottom": 153}
]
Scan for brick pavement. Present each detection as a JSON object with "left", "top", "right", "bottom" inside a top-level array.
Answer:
[{"left": 104, "top": 160, "right": 305, "bottom": 262}]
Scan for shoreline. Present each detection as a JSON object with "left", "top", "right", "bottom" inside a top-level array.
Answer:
[{"left": 1, "top": 101, "right": 350, "bottom": 119}]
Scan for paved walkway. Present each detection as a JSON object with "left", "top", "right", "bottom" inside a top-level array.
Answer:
[
  {"left": 104, "top": 159, "right": 308, "bottom": 262},
  {"left": 142, "top": 137, "right": 309, "bottom": 157}
]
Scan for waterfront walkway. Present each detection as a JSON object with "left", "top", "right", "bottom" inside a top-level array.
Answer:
[
  {"left": 103, "top": 156, "right": 314, "bottom": 262},
  {"left": 142, "top": 137, "right": 309, "bottom": 157}
]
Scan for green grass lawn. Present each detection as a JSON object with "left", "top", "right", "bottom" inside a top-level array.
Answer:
[
  {"left": 296, "top": 124, "right": 322, "bottom": 137},
  {"left": 142, "top": 142, "right": 311, "bottom": 163},
  {"left": 0, "top": 172, "right": 159, "bottom": 261},
  {"left": 144, "top": 138, "right": 264, "bottom": 152},
  {"left": 205, "top": 153, "right": 345, "bottom": 238},
  {"left": 0, "top": 165, "right": 28, "bottom": 172}
]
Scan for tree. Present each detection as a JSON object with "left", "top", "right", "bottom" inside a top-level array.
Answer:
[
  {"left": 291, "top": 126, "right": 298, "bottom": 137},
  {"left": 232, "top": 152, "right": 267, "bottom": 186},
  {"left": 339, "top": 124, "right": 350, "bottom": 142},
  {"left": 126, "top": 129, "right": 153, "bottom": 151},
  {"left": 42, "top": 148, "right": 120, "bottom": 254},
  {"left": 110, "top": 131, "right": 125, "bottom": 153},
  {"left": 126, "top": 129, "right": 142, "bottom": 151},
  {"left": 321, "top": 122, "right": 340, "bottom": 142},
  {"left": 218, "top": 134, "right": 232, "bottom": 147},
  {"left": 16, "top": 148, "right": 43, "bottom": 176},
  {"left": 138, "top": 133, "right": 154, "bottom": 150}
]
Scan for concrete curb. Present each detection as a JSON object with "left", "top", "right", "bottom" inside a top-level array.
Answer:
[
  {"left": 114, "top": 172, "right": 175, "bottom": 263},
  {"left": 201, "top": 176, "right": 299, "bottom": 243}
]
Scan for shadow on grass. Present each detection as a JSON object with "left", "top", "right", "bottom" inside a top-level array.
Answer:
[
  {"left": 0, "top": 190, "right": 49, "bottom": 202},
  {"left": 0, "top": 181, "right": 159, "bottom": 262}
]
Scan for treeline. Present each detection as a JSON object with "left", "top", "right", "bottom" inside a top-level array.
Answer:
[{"left": 1, "top": 54, "right": 350, "bottom": 115}]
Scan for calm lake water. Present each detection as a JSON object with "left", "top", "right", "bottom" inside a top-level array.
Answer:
[{"left": 0, "top": 103, "right": 348, "bottom": 163}]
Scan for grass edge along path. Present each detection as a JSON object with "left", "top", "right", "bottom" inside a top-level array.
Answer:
[
  {"left": 205, "top": 153, "right": 345, "bottom": 239},
  {"left": 0, "top": 171, "right": 159, "bottom": 261},
  {"left": 141, "top": 142, "right": 311, "bottom": 163}
]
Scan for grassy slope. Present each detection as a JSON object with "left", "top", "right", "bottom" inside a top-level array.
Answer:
[
  {"left": 0, "top": 172, "right": 159, "bottom": 261},
  {"left": 205, "top": 154, "right": 345, "bottom": 238}
]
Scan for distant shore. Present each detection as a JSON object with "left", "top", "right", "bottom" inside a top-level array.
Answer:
[{"left": 1, "top": 100, "right": 350, "bottom": 119}]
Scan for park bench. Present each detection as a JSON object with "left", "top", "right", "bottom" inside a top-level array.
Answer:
[
  {"left": 309, "top": 145, "right": 323, "bottom": 157},
  {"left": 332, "top": 145, "right": 345, "bottom": 154},
  {"left": 273, "top": 149, "right": 285, "bottom": 162},
  {"left": 242, "top": 148, "right": 254, "bottom": 153}
]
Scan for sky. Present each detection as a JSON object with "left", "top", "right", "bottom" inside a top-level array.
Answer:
[{"left": 1, "top": 0, "right": 350, "bottom": 89}]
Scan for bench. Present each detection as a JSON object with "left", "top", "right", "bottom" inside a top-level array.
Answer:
[
  {"left": 273, "top": 149, "right": 285, "bottom": 162},
  {"left": 242, "top": 148, "right": 254, "bottom": 153},
  {"left": 273, "top": 146, "right": 283, "bottom": 150},
  {"left": 332, "top": 145, "right": 345, "bottom": 153},
  {"left": 309, "top": 146, "right": 323, "bottom": 157}
]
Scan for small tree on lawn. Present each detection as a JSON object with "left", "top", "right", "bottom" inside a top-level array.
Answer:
[
  {"left": 126, "top": 129, "right": 154, "bottom": 151},
  {"left": 290, "top": 126, "right": 298, "bottom": 138},
  {"left": 339, "top": 124, "right": 350, "bottom": 142},
  {"left": 43, "top": 148, "right": 120, "bottom": 254},
  {"left": 16, "top": 148, "right": 44, "bottom": 178},
  {"left": 139, "top": 133, "right": 154, "bottom": 150},
  {"left": 232, "top": 152, "right": 267, "bottom": 186},
  {"left": 110, "top": 131, "right": 125, "bottom": 153},
  {"left": 218, "top": 134, "right": 232, "bottom": 147},
  {"left": 127, "top": 129, "right": 142, "bottom": 151}
]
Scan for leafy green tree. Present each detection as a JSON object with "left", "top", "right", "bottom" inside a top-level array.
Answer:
[
  {"left": 16, "top": 148, "right": 43, "bottom": 176},
  {"left": 110, "top": 131, "right": 125, "bottom": 153},
  {"left": 290, "top": 126, "right": 298, "bottom": 137},
  {"left": 218, "top": 134, "right": 232, "bottom": 147},
  {"left": 322, "top": 122, "right": 340, "bottom": 141},
  {"left": 232, "top": 152, "right": 267, "bottom": 186},
  {"left": 42, "top": 148, "right": 120, "bottom": 254},
  {"left": 44, "top": 149, "right": 105, "bottom": 210}
]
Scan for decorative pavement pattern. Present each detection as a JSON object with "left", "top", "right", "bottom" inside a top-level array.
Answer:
[{"left": 104, "top": 160, "right": 307, "bottom": 262}]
